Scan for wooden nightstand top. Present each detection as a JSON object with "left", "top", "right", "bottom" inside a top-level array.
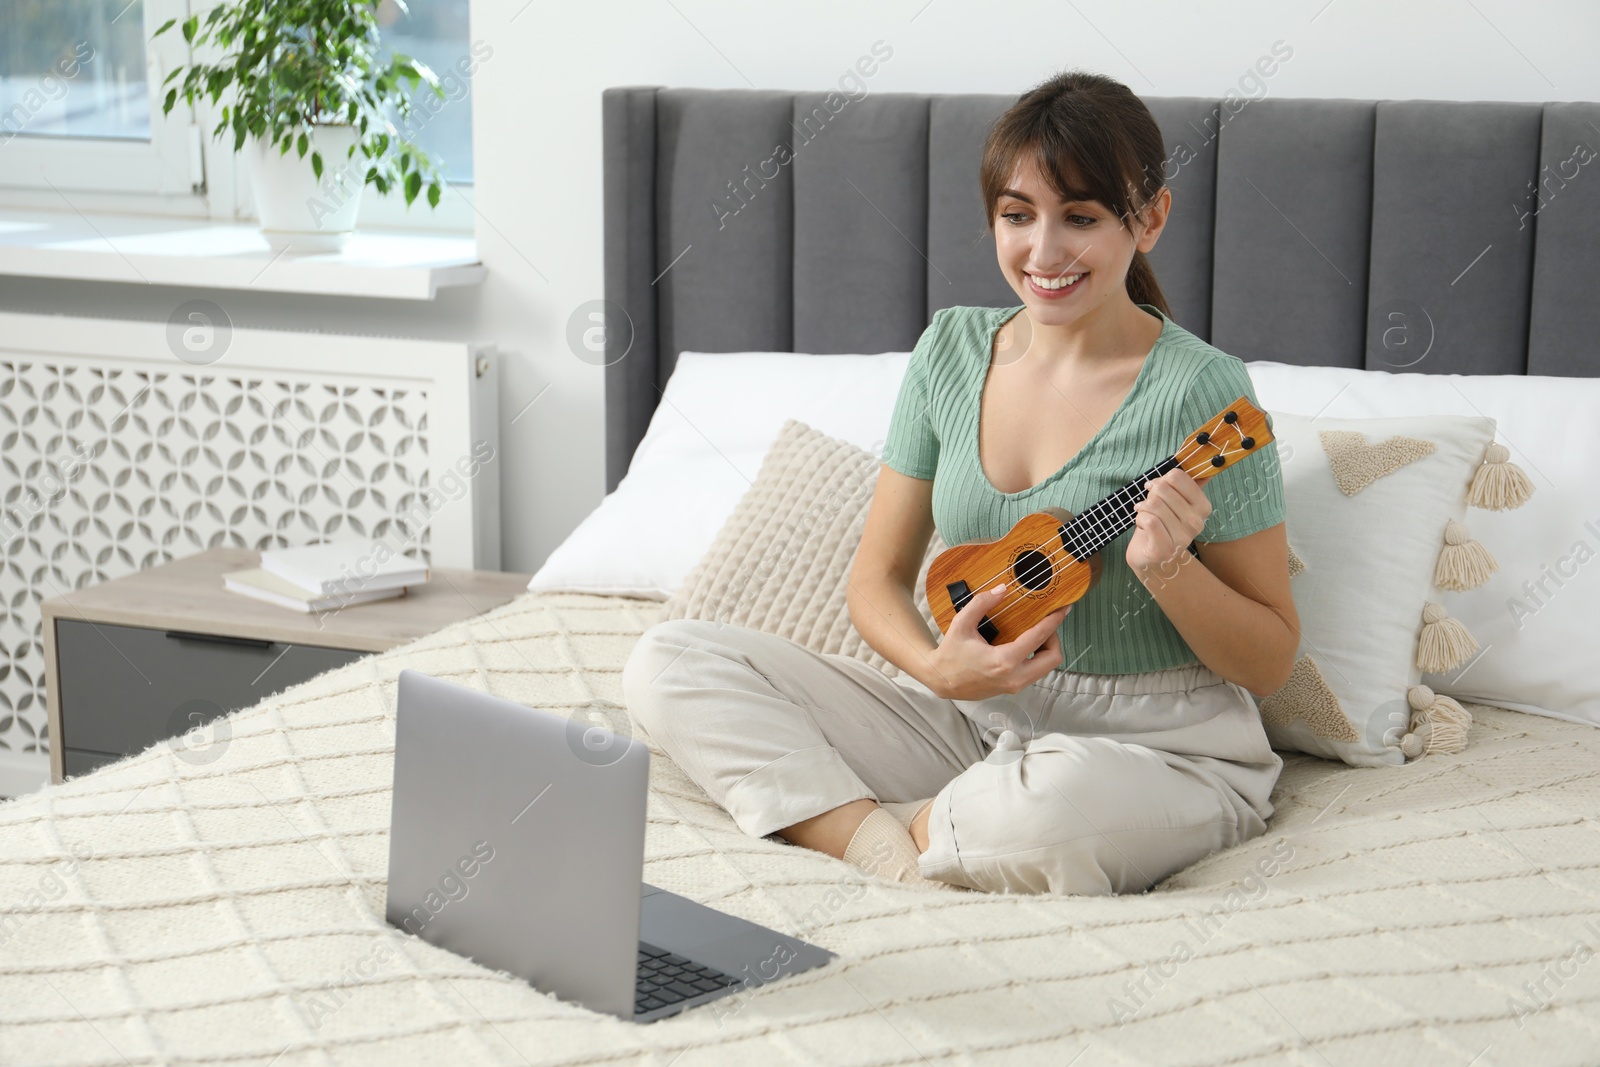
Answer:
[{"left": 39, "top": 547, "right": 533, "bottom": 653}]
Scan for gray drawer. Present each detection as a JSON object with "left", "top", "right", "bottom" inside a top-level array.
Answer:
[{"left": 55, "top": 619, "right": 366, "bottom": 758}]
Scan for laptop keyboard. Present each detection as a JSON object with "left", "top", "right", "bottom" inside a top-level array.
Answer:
[{"left": 635, "top": 942, "right": 740, "bottom": 1016}]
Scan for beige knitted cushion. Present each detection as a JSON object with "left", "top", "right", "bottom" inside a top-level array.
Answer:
[{"left": 662, "top": 419, "right": 946, "bottom": 677}]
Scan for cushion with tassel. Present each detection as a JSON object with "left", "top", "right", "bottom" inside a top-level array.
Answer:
[
  {"left": 1251, "top": 411, "right": 1529, "bottom": 767},
  {"left": 1245, "top": 361, "right": 1589, "bottom": 728}
]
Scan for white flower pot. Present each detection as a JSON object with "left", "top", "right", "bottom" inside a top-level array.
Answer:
[{"left": 247, "top": 124, "right": 366, "bottom": 253}]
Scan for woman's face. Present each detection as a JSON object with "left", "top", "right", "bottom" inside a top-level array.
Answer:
[{"left": 992, "top": 155, "right": 1165, "bottom": 327}]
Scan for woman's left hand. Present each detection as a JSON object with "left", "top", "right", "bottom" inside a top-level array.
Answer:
[{"left": 1125, "top": 468, "right": 1212, "bottom": 579}]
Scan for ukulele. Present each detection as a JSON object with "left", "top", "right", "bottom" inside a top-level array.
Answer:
[{"left": 926, "top": 396, "right": 1274, "bottom": 646}]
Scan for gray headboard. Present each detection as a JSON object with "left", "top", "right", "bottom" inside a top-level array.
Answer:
[{"left": 602, "top": 87, "right": 1600, "bottom": 491}]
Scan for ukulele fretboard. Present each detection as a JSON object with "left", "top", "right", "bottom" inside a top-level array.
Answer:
[{"left": 1059, "top": 456, "right": 1182, "bottom": 560}]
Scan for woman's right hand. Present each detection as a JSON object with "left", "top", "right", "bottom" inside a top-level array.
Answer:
[{"left": 924, "top": 582, "right": 1072, "bottom": 701}]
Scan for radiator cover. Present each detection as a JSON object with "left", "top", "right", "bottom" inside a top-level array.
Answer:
[{"left": 0, "top": 312, "right": 500, "bottom": 773}]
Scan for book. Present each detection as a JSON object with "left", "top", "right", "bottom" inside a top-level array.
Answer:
[
  {"left": 224, "top": 568, "right": 408, "bottom": 613},
  {"left": 258, "top": 540, "right": 430, "bottom": 597}
]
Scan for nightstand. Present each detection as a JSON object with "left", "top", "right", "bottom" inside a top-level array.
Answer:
[{"left": 40, "top": 546, "right": 531, "bottom": 784}]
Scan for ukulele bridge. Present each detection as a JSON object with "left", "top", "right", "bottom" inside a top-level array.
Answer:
[{"left": 943, "top": 580, "right": 1000, "bottom": 644}]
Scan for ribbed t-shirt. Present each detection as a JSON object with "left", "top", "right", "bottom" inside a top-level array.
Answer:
[{"left": 881, "top": 303, "right": 1286, "bottom": 675}]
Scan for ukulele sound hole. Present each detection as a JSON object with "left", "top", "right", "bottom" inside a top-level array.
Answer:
[{"left": 1012, "top": 549, "right": 1053, "bottom": 591}]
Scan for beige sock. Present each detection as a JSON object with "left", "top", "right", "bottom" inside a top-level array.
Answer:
[
  {"left": 842, "top": 807, "right": 955, "bottom": 891},
  {"left": 879, "top": 798, "right": 933, "bottom": 832}
]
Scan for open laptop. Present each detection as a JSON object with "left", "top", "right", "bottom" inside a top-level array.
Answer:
[{"left": 385, "top": 669, "right": 836, "bottom": 1022}]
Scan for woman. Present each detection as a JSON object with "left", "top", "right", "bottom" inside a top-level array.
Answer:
[{"left": 622, "top": 70, "right": 1298, "bottom": 895}]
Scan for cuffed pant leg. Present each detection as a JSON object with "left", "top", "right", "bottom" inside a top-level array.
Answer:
[
  {"left": 621, "top": 618, "right": 984, "bottom": 840},
  {"left": 917, "top": 731, "right": 1243, "bottom": 896}
]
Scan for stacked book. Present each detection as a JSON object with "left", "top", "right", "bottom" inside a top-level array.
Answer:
[{"left": 224, "top": 542, "right": 430, "bottom": 613}]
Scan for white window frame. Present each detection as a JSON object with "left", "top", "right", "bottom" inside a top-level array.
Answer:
[
  {"left": 0, "top": 0, "right": 201, "bottom": 202},
  {"left": 0, "top": 0, "right": 474, "bottom": 235}
]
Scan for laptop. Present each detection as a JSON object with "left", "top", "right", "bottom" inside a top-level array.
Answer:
[{"left": 385, "top": 669, "right": 836, "bottom": 1022}]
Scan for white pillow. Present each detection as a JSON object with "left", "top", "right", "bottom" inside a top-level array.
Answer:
[
  {"left": 527, "top": 351, "right": 911, "bottom": 599},
  {"left": 1258, "top": 410, "right": 1497, "bottom": 766},
  {"left": 1246, "top": 361, "right": 1596, "bottom": 729}
]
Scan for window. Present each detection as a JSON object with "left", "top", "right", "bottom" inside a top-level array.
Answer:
[
  {"left": 0, "top": 0, "right": 197, "bottom": 198},
  {"left": 377, "top": 0, "right": 474, "bottom": 186},
  {"left": 0, "top": 0, "right": 477, "bottom": 232},
  {"left": 362, "top": 0, "right": 477, "bottom": 229},
  {"left": 1, "top": 1, "right": 150, "bottom": 139}
]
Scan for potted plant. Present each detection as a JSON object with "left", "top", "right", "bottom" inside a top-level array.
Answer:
[{"left": 156, "top": 0, "right": 448, "bottom": 252}]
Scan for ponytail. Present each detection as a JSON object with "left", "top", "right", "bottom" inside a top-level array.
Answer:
[{"left": 1125, "top": 250, "right": 1171, "bottom": 319}]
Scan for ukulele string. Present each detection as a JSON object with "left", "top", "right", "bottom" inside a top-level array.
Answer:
[
  {"left": 980, "top": 440, "right": 1250, "bottom": 632},
  {"left": 958, "top": 427, "right": 1231, "bottom": 604},
  {"left": 973, "top": 429, "right": 1254, "bottom": 633},
  {"left": 980, "top": 441, "right": 1249, "bottom": 633}
]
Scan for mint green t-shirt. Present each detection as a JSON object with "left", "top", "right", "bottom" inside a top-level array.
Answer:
[{"left": 881, "top": 303, "right": 1286, "bottom": 675}]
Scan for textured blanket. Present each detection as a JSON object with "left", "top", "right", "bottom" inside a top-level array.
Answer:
[{"left": 1, "top": 591, "right": 1596, "bottom": 1066}]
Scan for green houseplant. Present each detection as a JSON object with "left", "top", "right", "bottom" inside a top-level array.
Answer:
[{"left": 156, "top": 0, "right": 448, "bottom": 251}]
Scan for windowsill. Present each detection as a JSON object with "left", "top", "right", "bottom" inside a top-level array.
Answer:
[{"left": 0, "top": 208, "right": 485, "bottom": 300}]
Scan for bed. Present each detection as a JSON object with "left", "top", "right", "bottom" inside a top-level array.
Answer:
[{"left": 3, "top": 88, "right": 1599, "bottom": 1066}]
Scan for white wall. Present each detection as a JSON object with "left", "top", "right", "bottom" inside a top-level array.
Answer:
[{"left": 0, "top": 0, "right": 1594, "bottom": 576}]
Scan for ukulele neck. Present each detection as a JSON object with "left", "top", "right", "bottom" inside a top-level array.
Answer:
[
  {"left": 1060, "top": 456, "right": 1185, "bottom": 561},
  {"left": 1046, "top": 397, "right": 1268, "bottom": 563}
]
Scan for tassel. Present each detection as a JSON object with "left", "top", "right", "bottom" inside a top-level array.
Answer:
[
  {"left": 1468, "top": 442, "right": 1534, "bottom": 511},
  {"left": 1399, "top": 684, "right": 1472, "bottom": 759},
  {"left": 1416, "top": 601, "right": 1479, "bottom": 672},
  {"left": 1434, "top": 519, "right": 1498, "bottom": 591}
]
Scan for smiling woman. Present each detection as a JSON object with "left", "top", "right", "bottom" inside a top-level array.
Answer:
[
  {"left": 624, "top": 68, "right": 1298, "bottom": 898},
  {"left": 979, "top": 71, "right": 1172, "bottom": 323}
]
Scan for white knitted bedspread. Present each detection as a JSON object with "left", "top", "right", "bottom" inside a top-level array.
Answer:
[{"left": 2, "top": 592, "right": 1597, "bottom": 1066}]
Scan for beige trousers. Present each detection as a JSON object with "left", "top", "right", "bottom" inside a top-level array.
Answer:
[{"left": 621, "top": 618, "right": 1283, "bottom": 896}]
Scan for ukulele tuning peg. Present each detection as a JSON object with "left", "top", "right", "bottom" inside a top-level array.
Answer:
[
  {"left": 1210, "top": 455, "right": 1225, "bottom": 467},
  {"left": 1195, "top": 430, "right": 1211, "bottom": 445},
  {"left": 1223, "top": 411, "right": 1239, "bottom": 424},
  {"left": 1241, "top": 436, "right": 1255, "bottom": 449}
]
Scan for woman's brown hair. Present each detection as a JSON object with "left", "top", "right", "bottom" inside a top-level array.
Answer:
[{"left": 980, "top": 70, "right": 1172, "bottom": 318}]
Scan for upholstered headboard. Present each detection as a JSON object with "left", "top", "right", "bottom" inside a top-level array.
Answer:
[{"left": 602, "top": 87, "right": 1600, "bottom": 491}]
